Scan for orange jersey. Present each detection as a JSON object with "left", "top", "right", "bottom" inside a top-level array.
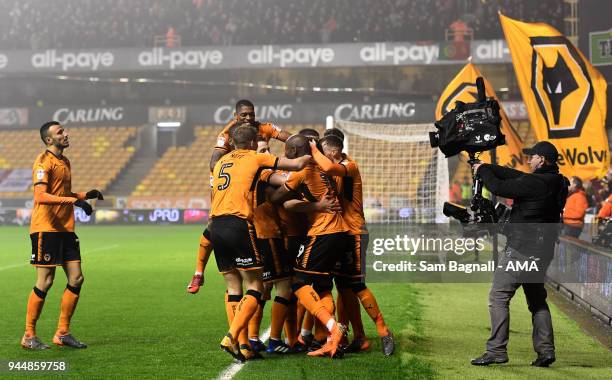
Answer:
[
  {"left": 336, "top": 155, "right": 367, "bottom": 235},
  {"left": 284, "top": 164, "right": 348, "bottom": 236},
  {"left": 210, "top": 150, "right": 278, "bottom": 221},
  {"left": 253, "top": 170, "right": 282, "bottom": 239},
  {"left": 30, "top": 151, "right": 76, "bottom": 233},
  {"left": 208, "top": 120, "right": 237, "bottom": 188},
  {"left": 275, "top": 170, "right": 308, "bottom": 237},
  {"left": 215, "top": 121, "right": 282, "bottom": 152},
  {"left": 310, "top": 148, "right": 367, "bottom": 235}
]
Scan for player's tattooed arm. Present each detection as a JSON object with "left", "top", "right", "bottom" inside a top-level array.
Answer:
[{"left": 210, "top": 148, "right": 227, "bottom": 172}]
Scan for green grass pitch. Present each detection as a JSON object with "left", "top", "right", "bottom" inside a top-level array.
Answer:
[{"left": 0, "top": 226, "right": 609, "bottom": 379}]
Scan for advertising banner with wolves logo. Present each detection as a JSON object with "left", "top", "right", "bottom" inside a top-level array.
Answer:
[
  {"left": 436, "top": 62, "right": 528, "bottom": 171},
  {"left": 500, "top": 14, "right": 609, "bottom": 179}
]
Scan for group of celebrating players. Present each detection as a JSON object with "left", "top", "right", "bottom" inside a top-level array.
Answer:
[
  {"left": 21, "top": 99, "right": 394, "bottom": 362},
  {"left": 188, "top": 99, "right": 394, "bottom": 361}
]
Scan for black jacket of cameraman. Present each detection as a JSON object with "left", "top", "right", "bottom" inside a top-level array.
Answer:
[{"left": 476, "top": 163, "right": 568, "bottom": 259}]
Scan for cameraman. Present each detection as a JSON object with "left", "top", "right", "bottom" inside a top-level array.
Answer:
[{"left": 469, "top": 141, "right": 569, "bottom": 368}]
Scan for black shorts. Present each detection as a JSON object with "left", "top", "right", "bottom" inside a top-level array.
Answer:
[
  {"left": 294, "top": 232, "right": 349, "bottom": 279},
  {"left": 336, "top": 234, "right": 369, "bottom": 281},
  {"left": 209, "top": 216, "right": 262, "bottom": 273},
  {"left": 203, "top": 227, "right": 212, "bottom": 242},
  {"left": 30, "top": 232, "right": 81, "bottom": 267},
  {"left": 258, "top": 238, "right": 292, "bottom": 283},
  {"left": 285, "top": 235, "right": 307, "bottom": 265}
]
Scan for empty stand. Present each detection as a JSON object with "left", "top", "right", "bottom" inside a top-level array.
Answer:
[
  {"left": 132, "top": 124, "right": 325, "bottom": 198},
  {"left": 0, "top": 126, "right": 138, "bottom": 198},
  {"left": 132, "top": 126, "right": 213, "bottom": 197}
]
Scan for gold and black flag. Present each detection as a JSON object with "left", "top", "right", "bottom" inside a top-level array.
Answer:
[
  {"left": 500, "top": 13, "right": 609, "bottom": 179},
  {"left": 435, "top": 62, "right": 528, "bottom": 171}
]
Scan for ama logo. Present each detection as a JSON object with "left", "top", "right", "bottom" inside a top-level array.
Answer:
[{"left": 530, "top": 36, "right": 593, "bottom": 139}]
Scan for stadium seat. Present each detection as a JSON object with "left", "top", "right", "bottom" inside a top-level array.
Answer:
[
  {"left": 132, "top": 124, "right": 325, "bottom": 197},
  {"left": 0, "top": 126, "right": 138, "bottom": 198}
]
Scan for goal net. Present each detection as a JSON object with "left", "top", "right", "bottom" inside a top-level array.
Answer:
[{"left": 334, "top": 119, "right": 449, "bottom": 224}]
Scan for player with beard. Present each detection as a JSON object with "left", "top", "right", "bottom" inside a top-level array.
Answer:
[{"left": 22, "top": 121, "right": 103, "bottom": 350}]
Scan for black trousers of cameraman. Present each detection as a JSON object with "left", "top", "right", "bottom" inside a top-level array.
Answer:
[{"left": 486, "top": 247, "right": 555, "bottom": 359}]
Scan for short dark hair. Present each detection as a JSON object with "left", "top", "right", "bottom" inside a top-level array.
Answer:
[
  {"left": 286, "top": 134, "right": 310, "bottom": 157},
  {"left": 40, "top": 121, "right": 60, "bottom": 143},
  {"left": 571, "top": 176, "right": 583, "bottom": 189},
  {"left": 323, "top": 128, "right": 345, "bottom": 141},
  {"left": 232, "top": 124, "right": 257, "bottom": 147},
  {"left": 320, "top": 135, "right": 343, "bottom": 151},
  {"left": 235, "top": 99, "right": 254, "bottom": 112},
  {"left": 298, "top": 128, "right": 320, "bottom": 139},
  {"left": 227, "top": 124, "right": 239, "bottom": 141}
]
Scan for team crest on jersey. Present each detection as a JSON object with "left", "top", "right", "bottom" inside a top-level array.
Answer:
[
  {"left": 36, "top": 168, "right": 45, "bottom": 180},
  {"left": 43, "top": 254, "right": 51, "bottom": 262},
  {"left": 529, "top": 36, "right": 593, "bottom": 139}
]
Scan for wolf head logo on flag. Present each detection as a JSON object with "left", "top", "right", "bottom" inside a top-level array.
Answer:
[
  {"left": 500, "top": 13, "right": 609, "bottom": 179},
  {"left": 542, "top": 51, "right": 578, "bottom": 123},
  {"left": 530, "top": 36, "right": 593, "bottom": 139}
]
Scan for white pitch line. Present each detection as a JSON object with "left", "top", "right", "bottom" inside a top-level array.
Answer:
[
  {"left": 0, "top": 263, "right": 26, "bottom": 272},
  {"left": 84, "top": 244, "right": 120, "bottom": 254},
  {"left": 0, "top": 244, "right": 120, "bottom": 272},
  {"left": 216, "top": 326, "right": 271, "bottom": 380}
]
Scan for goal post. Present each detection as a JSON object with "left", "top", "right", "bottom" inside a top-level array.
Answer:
[{"left": 332, "top": 119, "right": 449, "bottom": 224}]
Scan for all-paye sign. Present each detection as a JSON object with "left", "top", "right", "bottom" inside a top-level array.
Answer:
[{"left": 0, "top": 40, "right": 516, "bottom": 73}]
